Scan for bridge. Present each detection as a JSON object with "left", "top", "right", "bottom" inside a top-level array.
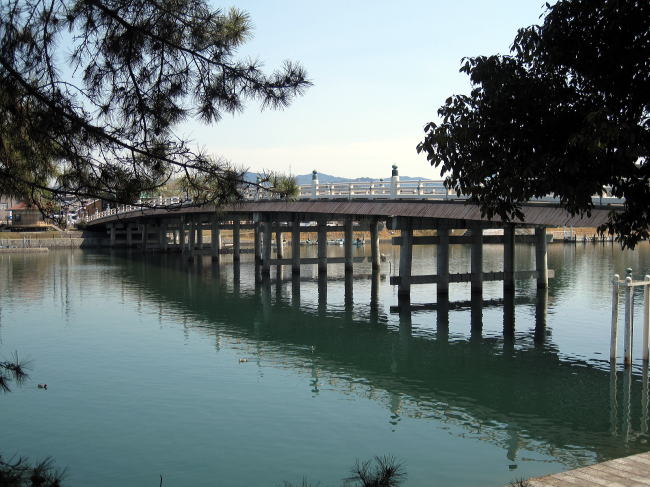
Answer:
[{"left": 84, "top": 166, "right": 623, "bottom": 300}]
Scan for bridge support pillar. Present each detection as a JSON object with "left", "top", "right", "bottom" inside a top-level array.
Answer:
[
  {"left": 179, "top": 217, "right": 186, "bottom": 254},
  {"left": 536, "top": 227, "right": 548, "bottom": 289},
  {"left": 471, "top": 224, "right": 483, "bottom": 294},
  {"left": 535, "top": 287, "right": 548, "bottom": 346},
  {"left": 188, "top": 217, "right": 196, "bottom": 257},
  {"left": 262, "top": 218, "right": 272, "bottom": 276},
  {"left": 233, "top": 219, "right": 241, "bottom": 262},
  {"left": 196, "top": 218, "right": 203, "bottom": 250},
  {"left": 437, "top": 225, "right": 449, "bottom": 296},
  {"left": 398, "top": 219, "right": 413, "bottom": 297},
  {"left": 370, "top": 218, "right": 380, "bottom": 272},
  {"left": 292, "top": 218, "right": 301, "bottom": 275},
  {"left": 211, "top": 215, "right": 220, "bottom": 262},
  {"left": 370, "top": 272, "right": 380, "bottom": 324},
  {"left": 109, "top": 223, "right": 116, "bottom": 246},
  {"left": 276, "top": 228, "right": 284, "bottom": 259},
  {"left": 254, "top": 219, "right": 261, "bottom": 266},
  {"left": 504, "top": 224, "right": 515, "bottom": 292},
  {"left": 344, "top": 217, "right": 353, "bottom": 274},
  {"left": 317, "top": 219, "right": 327, "bottom": 275},
  {"left": 126, "top": 223, "right": 133, "bottom": 248},
  {"left": 141, "top": 222, "right": 147, "bottom": 251},
  {"left": 159, "top": 220, "right": 168, "bottom": 251}
]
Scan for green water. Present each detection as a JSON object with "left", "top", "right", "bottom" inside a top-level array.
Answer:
[{"left": 2, "top": 243, "right": 650, "bottom": 486}]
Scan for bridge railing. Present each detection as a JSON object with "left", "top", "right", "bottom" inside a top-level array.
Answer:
[
  {"left": 298, "top": 180, "right": 457, "bottom": 199},
  {"left": 81, "top": 167, "right": 625, "bottom": 223}
]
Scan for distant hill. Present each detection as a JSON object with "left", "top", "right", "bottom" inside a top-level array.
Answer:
[
  {"left": 244, "top": 172, "right": 432, "bottom": 186},
  {"left": 293, "top": 172, "right": 430, "bottom": 185}
]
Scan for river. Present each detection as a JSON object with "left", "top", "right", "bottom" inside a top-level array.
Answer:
[{"left": 2, "top": 242, "right": 650, "bottom": 486}]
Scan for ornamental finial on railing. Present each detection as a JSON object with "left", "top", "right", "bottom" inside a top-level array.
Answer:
[
  {"left": 311, "top": 170, "right": 319, "bottom": 199},
  {"left": 391, "top": 164, "right": 399, "bottom": 197}
]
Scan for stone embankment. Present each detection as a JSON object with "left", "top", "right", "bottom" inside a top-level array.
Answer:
[{"left": 0, "top": 231, "right": 109, "bottom": 249}]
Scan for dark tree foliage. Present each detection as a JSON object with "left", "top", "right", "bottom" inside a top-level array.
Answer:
[
  {"left": 345, "top": 456, "right": 406, "bottom": 487},
  {"left": 0, "top": 352, "right": 28, "bottom": 392},
  {"left": 0, "top": 456, "right": 64, "bottom": 487},
  {"left": 283, "top": 456, "right": 406, "bottom": 487},
  {"left": 0, "top": 0, "right": 310, "bottom": 214},
  {"left": 417, "top": 0, "right": 649, "bottom": 247}
]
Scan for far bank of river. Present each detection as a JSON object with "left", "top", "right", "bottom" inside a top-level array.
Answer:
[{"left": 0, "top": 226, "right": 611, "bottom": 250}]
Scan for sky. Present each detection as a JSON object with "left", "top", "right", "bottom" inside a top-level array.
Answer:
[{"left": 184, "top": 1, "right": 549, "bottom": 180}]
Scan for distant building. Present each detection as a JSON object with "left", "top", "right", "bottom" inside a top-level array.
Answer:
[
  {"left": 0, "top": 195, "right": 20, "bottom": 225},
  {"left": 8, "top": 202, "right": 46, "bottom": 228},
  {"left": 77, "top": 199, "right": 106, "bottom": 221}
]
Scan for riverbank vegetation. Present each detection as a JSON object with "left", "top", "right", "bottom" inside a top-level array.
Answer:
[
  {"left": 418, "top": 0, "right": 649, "bottom": 248},
  {"left": 0, "top": 0, "right": 309, "bottom": 213}
]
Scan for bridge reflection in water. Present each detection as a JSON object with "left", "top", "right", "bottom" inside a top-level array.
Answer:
[{"left": 110, "top": 249, "right": 650, "bottom": 472}]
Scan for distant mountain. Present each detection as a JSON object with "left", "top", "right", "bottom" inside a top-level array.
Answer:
[
  {"left": 294, "top": 172, "right": 430, "bottom": 185},
  {"left": 244, "top": 172, "right": 432, "bottom": 186}
]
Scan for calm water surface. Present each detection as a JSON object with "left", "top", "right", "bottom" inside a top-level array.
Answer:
[{"left": 2, "top": 242, "right": 650, "bottom": 486}]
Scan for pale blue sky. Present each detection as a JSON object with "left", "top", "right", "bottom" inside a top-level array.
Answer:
[{"left": 185, "top": 1, "right": 548, "bottom": 179}]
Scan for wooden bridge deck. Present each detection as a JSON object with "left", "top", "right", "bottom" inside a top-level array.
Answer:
[{"left": 526, "top": 451, "right": 650, "bottom": 486}]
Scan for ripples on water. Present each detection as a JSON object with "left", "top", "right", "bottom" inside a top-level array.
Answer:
[{"left": 1, "top": 243, "right": 650, "bottom": 487}]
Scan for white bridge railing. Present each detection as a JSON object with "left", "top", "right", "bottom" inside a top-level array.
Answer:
[{"left": 83, "top": 166, "right": 625, "bottom": 223}]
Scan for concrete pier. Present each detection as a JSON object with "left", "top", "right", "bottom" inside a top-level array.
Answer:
[
  {"left": 97, "top": 205, "right": 552, "bottom": 303},
  {"left": 536, "top": 227, "right": 548, "bottom": 288},
  {"left": 160, "top": 220, "right": 168, "bottom": 251},
  {"left": 275, "top": 228, "right": 283, "bottom": 259},
  {"left": 291, "top": 219, "right": 300, "bottom": 274},
  {"left": 262, "top": 218, "right": 272, "bottom": 276},
  {"left": 344, "top": 217, "right": 353, "bottom": 274},
  {"left": 437, "top": 225, "right": 449, "bottom": 296},
  {"left": 398, "top": 220, "right": 413, "bottom": 297},
  {"left": 503, "top": 224, "right": 514, "bottom": 292},
  {"left": 253, "top": 221, "right": 261, "bottom": 265},
  {"left": 179, "top": 217, "right": 186, "bottom": 255},
  {"left": 370, "top": 218, "right": 380, "bottom": 271},
  {"left": 233, "top": 219, "right": 241, "bottom": 262},
  {"left": 317, "top": 220, "right": 327, "bottom": 275},
  {"left": 211, "top": 215, "right": 220, "bottom": 262},
  {"left": 188, "top": 218, "right": 196, "bottom": 257},
  {"left": 196, "top": 218, "right": 203, "bottom": 250},
  {"left": 470, "top": 224, "right": 483, "bottom": 294}
]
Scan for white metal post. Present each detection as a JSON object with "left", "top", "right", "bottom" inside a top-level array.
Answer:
[
  {"left": 624, "top": 276, "right": 633, "bottom": 368},
  {"left": 611, "top": 274, "right": 620, "bottom": 362},
  {"left": 644, "top": 275, "right": 650, "bottom": 361}
]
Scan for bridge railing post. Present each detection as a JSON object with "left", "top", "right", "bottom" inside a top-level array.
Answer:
[
  {"left": 391, "top": 164, "right": 399, "bottom": 198},
  {"left": 311, "top": 170, "right": 319, "bottom": 200}
]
